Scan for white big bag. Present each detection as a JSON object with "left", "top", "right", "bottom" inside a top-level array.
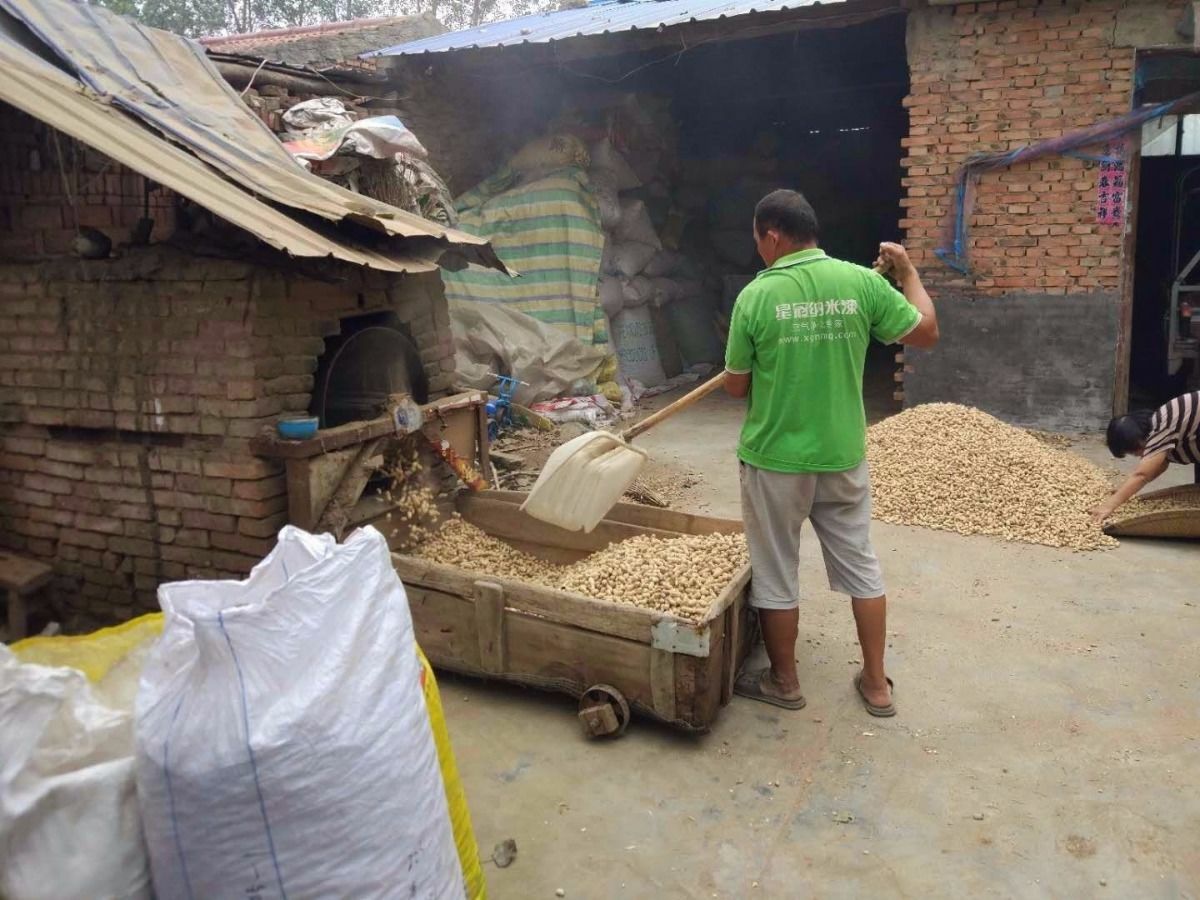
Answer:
[
  {"left": 135, "top": 525, "right": 463, "bottom": 899},
  {"left": 0, "top": 647, "right": 152, "bottom": 900}
]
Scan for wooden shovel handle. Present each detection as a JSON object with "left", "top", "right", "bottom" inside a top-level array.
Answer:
[{"left": 621, "top": 371, "right": 728, "bottom": 442}]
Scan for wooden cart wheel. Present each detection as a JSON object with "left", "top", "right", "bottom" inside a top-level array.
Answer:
[{"left": 577, "top": 684, "right": 631, "bottom": 739}]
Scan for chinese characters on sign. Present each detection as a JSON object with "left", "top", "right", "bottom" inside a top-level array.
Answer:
[{"left": 1096, "top": 141, "right": 1126, "bottom": 226}]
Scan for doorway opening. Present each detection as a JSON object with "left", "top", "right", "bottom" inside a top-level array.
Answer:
[{"left": 1127, "top": 52, "right": 1200, "bottom": 409}]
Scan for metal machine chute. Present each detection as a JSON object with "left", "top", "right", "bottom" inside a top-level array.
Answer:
[{"left": 311, "top": 323, "right": 429, "bottom": 429}]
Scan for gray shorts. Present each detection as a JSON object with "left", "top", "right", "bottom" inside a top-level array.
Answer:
[{"left": 739, "top": 460, "right": 885, "bottom": 609}]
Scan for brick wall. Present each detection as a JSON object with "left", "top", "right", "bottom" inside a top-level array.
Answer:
[
  {"left": 0, "top": 105, "right": 458, "bottom": 630},
  {"left": 0, "top": 252, "right": 454, "bottom": 629},
  {"left": 0, "top": 109, "right": 176, "bottom": 261},
  {"left": 900, "top": 0, "right": 1189, "bottom": 427},
  {"left": 902, "top": 0, "right": 1186, "bottom": 294}
]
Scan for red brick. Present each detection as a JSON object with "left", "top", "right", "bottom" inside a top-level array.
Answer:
[
  {"left": 175, "top": 474, "right": 233, "bottom": 496},
  {"left": 232, "top": 477, "right": 287, "bottom": 501},
  {"left": 160, "top": 545, "right": 216, "bottom": 567},
  {"left": 174, "top": 528, "right": 211, "bottom": 548},
  {"left": 108, "top": 536, "right": 157, "bottom": 558},
  {"left": 211, "top": 532, "right": 274, "bottom": 558},
  {"left": 210, "top": 550, "right": 258, "bottom": 574},
  {"left": 236, "top": 512, "right": 287, "bottom": 540},
  {"left": 202, "top": 459, "right": 279, "bottom": 480},
  {"left": 75, "top": 514, "right": 124, "bottom": 535},
  {"left": 124, "top": 521, "right": 177, "bottom": 543},
  {"left": 180, "top": 510, "right": 236, "bottom": 533},
  {"left": 58, "top": 528, "right": 109, "bottom": 550}
]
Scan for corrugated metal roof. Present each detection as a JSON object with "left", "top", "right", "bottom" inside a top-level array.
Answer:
[
  {"left": 0, "top": 24, "right": 436, "bottom": 273},
  {"left": 200, "top": 14, "right": 444, "bottom": 68},
  {"left": 0, "top": 0, "right": 506, "bottom": 274},
  {"left": 368, "top": 0, "right": 848, "bottom": 56}
]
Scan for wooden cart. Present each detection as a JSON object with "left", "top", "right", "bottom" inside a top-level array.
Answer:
[{"left": 392, "top": 490, "right": 756, "bottom": 738}]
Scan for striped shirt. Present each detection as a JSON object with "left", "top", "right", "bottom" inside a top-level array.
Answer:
[{"left": 1144, "top": 391, "right": 1200, "bottom": 464}]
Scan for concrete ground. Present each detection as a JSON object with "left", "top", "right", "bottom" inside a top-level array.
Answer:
[{"left": 443, "top": 393, "right": 1198, "bottom": 899}]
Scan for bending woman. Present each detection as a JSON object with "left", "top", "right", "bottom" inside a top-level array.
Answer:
[{"left": 1092, "top": 390, "right": 1200, "bottom": 523}]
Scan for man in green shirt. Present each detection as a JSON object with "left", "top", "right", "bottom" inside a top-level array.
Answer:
[{"left": 725, "top": 189, "right": 939, "bottom": 717}]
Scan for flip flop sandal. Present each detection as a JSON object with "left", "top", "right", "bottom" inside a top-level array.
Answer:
[
  {"left": 734, "top": 667, "right": 807, "bottom": 711},
  {"left": 854, "top": 672, "right": 896, "bottom": 718}
]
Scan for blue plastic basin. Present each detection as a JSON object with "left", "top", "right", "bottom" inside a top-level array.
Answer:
[{"left": 277, "top": 416, "right": 319, "bottom": 440}]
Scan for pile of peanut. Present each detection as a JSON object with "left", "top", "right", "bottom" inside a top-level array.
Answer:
[
  {"left": 867, "top": 403, "right": 1118, "bottom": 550},
  {"left": 413, "top": 518, "right": 748, "bottom": 620}
]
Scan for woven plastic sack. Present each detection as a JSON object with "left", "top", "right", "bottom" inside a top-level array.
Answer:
[
  {"left": 590, "top": 171, "right": 622, "bottom": 230},
  {"left": 650, "top": 277, "right": 684, "bottom": 307},
  {"left": 510, "top": 133, "right": 589, "bottom": 175},
  {"left": 14, "top": 613, "right": 486, "bottom": 900},
  {"left": 0, "top": 644, "right": 152, "bottom": 900},
  {"left": 615, "top": 197, "right": 662, "bottom": 249},
  {"left": 644, "top": 249, "right": 684, "bottom": 278},
  {"left": 135, "top": 526, "right": 464, "bottom": 900},
  {"left": 610, "top": 241, "right": 657, "bottom": 278},
  {"left": 598, "top": 276, "right": 625, "bottom": 318},
  {"left": 622, "top": 275, "right": 656, "bottom": 309},
  {"left": 611, "top": 305, "right": 667, "bottom": 387},
  {"left": 590, "top": 139, "right": 641, "bottom": 190}
]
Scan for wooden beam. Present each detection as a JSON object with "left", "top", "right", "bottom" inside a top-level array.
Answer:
[
  {"left": 474, "top": 580, "right": 507, "bottom": 674},
  {"left": 315, "top": 438, "right": 386, "bottom": 537},
  {"left": 649, "top": 648, "right": 677, "bottom": 720},
  {"left": 253, "top": 391, "right": 486, "bottom": 460}
]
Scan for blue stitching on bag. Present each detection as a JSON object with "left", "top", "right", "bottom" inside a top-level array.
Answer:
[
  {"left": 163, "top": 694, "right": 196, "bottom": 900},
  {"left": 218, "top": 610, "right": 289, "bottom": 899}
]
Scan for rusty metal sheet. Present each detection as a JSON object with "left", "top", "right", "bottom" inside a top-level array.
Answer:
[
  {"left": 0, "top": 22, "right": 439, "bottom": 273},
  {"left": 0, "top": 0, "right": 507, "bottom": 273}
]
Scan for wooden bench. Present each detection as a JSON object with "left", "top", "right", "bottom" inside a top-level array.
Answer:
[{"left": 1, "top": 551, "right": 53, "bottom": 642}]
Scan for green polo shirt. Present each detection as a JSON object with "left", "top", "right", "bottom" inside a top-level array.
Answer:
[{"left": 725, "top": 248, "right": 921, "bottom": 473}]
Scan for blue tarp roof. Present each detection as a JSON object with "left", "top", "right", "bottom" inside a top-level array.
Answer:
[{"left": 367, "top": 0, "right": 848, "bottom": 56}]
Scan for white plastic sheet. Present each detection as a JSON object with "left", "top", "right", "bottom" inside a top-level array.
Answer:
[
  {"left": 283, "top": 114, "right": 428, "bottom": 162},
  {"left": 451, "top": 300, "right": 608, "bottom": 405},
  {"left": 281, "top": 97, "right": 355, "bottom": 131},
  {"left": 135, "top": 526, "right": 463, "bottom": 900}
]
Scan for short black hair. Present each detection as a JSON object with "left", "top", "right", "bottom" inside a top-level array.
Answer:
[
  {"left": 754, "top": 190, "right": 819, "bottom": 244},
  {"left": 1105, "top": 410, "right": 1153, "bottom": 458}
]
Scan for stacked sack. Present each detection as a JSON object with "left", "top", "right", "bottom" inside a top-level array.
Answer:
[
  {"left": 590, "top": 133, "right": 724, "bottom": 390},
  {"left": 0, "top": 528, "right": 485, "bottom": 900}
]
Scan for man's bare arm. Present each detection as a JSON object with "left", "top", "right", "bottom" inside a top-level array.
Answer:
[
  {"left": 724, "top": 371, "right": 751, "bottom": 398},
  {"left": 877, "top": 242, "right": 938, "bottom": 349}
]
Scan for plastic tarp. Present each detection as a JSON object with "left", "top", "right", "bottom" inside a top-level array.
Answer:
[
  {"left": 444, "top": 166, "right": 608, "bottom": 345},
  {"left": 450, "top": 300, "right": 609, "bottom": 406},
  {"left": 283, "top": 114, "right": 429, "bottom": 163}
]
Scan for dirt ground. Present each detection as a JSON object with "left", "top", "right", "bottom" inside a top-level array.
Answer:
[{"left": 445, "top": 393, "right": 1198, "bottom": 899}]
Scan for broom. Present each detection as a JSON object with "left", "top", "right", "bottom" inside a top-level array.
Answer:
[{"left": 520, "top": 372, "right": 728, "bottom": 532}]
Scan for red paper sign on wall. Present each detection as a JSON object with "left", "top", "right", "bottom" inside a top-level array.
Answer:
[{"left": 1096, "top": 142, "right": 1127, "bottom": 226}]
